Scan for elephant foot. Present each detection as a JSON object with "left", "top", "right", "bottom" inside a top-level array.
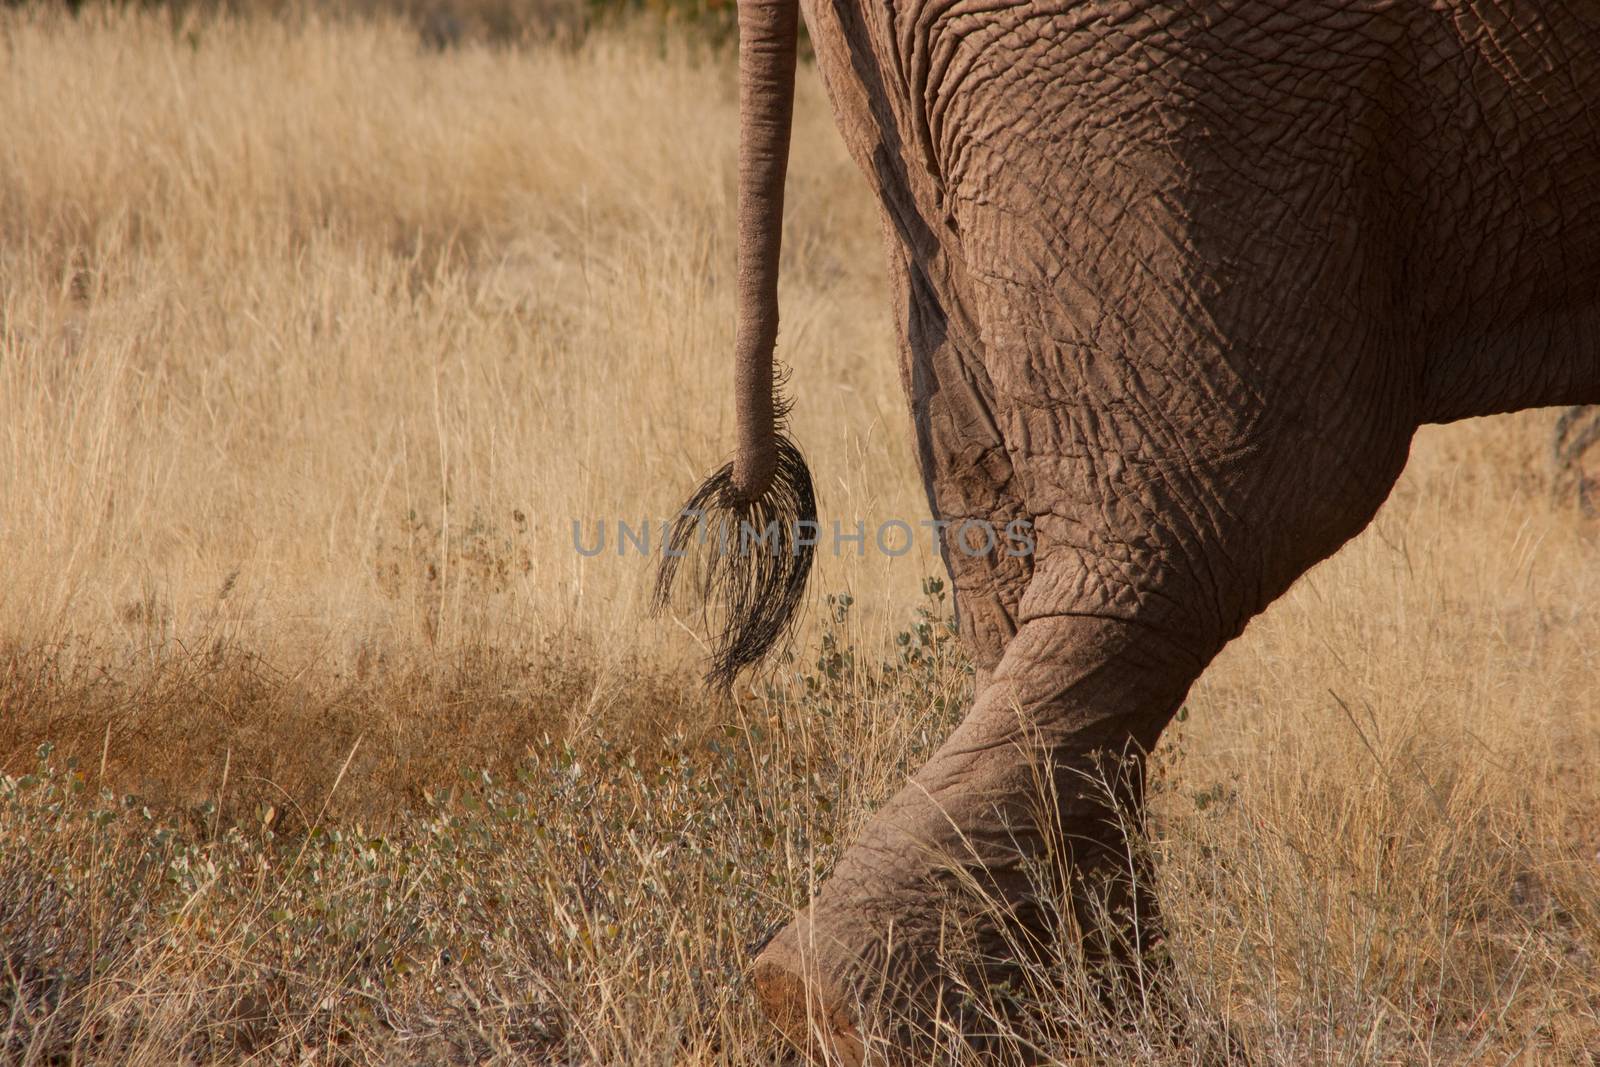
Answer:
[
  {"left": 749, "top": 787, "right": 1054, "bottom": 1062},
  {"left": 752, "top": 856, "right": 1096, "bottom": 1065},
  {"left": 747, "top": 759, "right": 1114, "bottom": 1061},
  {"left": 749, "top": 617, "right": 1193, "bottom": 1063},
  {"left": 750, "top": 903, "right": 996, "bottom": 1066},
  {"left": 751, "top": 927, "right": 868, "bottom": 1066},
  {"left": 752, "top": 861, "right": 1154, "bottom": 1065}
]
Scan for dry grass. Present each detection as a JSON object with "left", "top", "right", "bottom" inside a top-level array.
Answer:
[{"left": 1, "top": 5, "right": 1596, "bottom": 1064}]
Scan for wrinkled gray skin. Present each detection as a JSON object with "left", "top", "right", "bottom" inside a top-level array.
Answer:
[{"left": 703, "top": 0, "right": 1600, "bottom": 1059}]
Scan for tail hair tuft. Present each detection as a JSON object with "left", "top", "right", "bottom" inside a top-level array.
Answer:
[{"left": 652, "top": 433, "right": 816, "bottom": 691}]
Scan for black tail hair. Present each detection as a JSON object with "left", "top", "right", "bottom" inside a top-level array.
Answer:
[{"left": 652, "top": 433, "right": 816, "bottom": 691}]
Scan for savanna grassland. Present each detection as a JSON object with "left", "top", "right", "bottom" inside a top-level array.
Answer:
[{"left": 1, "top": 6, "right": 1597, "bottom": 1064}]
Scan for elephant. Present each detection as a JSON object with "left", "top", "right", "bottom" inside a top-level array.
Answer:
[{"left": 655, "top": 0, "right": 1600, "bottom": 1059}]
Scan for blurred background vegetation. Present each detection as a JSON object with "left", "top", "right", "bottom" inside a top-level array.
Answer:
[{"left": 14, "top": 0, "right": 740, "bottom": 46}]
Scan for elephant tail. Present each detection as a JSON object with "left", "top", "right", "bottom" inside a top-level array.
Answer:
[{"left": 652, "top": 0, "right": 816, "bottom": 691}]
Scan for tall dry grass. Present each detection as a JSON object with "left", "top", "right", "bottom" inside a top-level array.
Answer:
[
  {"left": 1, "top": 5, "right": 1596, "bottom": 1064},
  {"left": 1, "top": 2, "right": 930, "bottom": 799}
]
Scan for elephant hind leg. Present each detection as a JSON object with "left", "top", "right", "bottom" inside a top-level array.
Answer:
[
  {"left": 753, "top": 163, "right": 1421, "bottom": 1054},
  {"left": 750, "top": 389, "right": 1413, "bottom": 1059},
  {"left": 752, "top": 380, "right": 1412, "bottom": 1061}
]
